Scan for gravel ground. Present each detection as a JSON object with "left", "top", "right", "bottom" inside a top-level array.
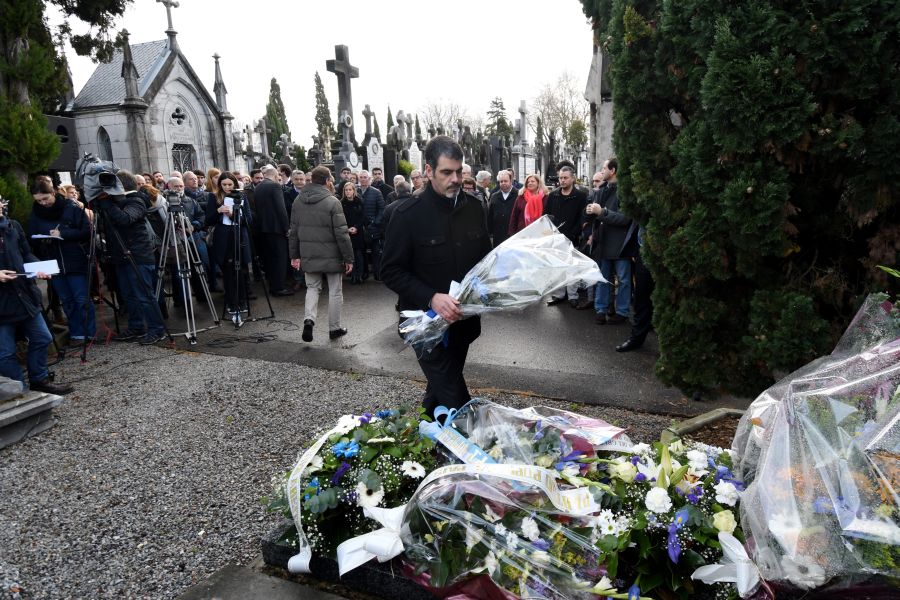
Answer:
[{"left": 0, "top": 344, "right": 672, "bottom": 600}]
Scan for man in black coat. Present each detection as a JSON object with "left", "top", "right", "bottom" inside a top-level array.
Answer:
[
  {"left": 0, "top": 204, "right": 72, "bottom": 394},
  {"left": 487, "top": 170, "right": 517, "bottom": 247},
  {"left": 253, "top": 165, "right": 293, "bottom": 295},
  {"left": 544, "top": 165, "right": 589, "bottom": 307},
  {"left": 585, "top": 159, "right": 638, "bottom": 324},
  {"left": 381, "top": 136, "right": 491, "bottom": 418},
  {"left": 371, "top": 167, "right": 394, "bottom": 200},
  {"left": 357, "top": 170, "right": 385, "bottom": 280}
]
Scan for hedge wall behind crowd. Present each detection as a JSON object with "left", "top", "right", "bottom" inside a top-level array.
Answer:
[{"left": 578, "top": 0, "right": 899, "bottom": 396}]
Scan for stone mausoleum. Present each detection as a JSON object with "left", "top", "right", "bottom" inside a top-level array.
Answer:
[{"left": 68, "top": 2, "right": 241, "bottom": 175}]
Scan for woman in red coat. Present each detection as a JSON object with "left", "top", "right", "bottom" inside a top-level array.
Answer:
[{"left": 508, "top": 173, "right": 548, "bottom": 236}]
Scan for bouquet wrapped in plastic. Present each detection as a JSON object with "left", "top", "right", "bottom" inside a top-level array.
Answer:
[
  {"left": 732, "top": 294, "right": 900, "bottom": 591},
  {"left": 400, "top": 216, "right": 604, "bottom": 354}
]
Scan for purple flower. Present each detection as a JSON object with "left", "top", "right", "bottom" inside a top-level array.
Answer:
[
  {"left": 686, "top": 485, "right": 703, "bottom": 504},
  {"left": 533, "top": 420, "right": 545, "bottom": 441},
  {"left": 628, "top": 583, "right": 641, "bottom": 600},
  {"left": 376, "top": 409, "right": 393, "bottom": 419},
  {"left": 331, "top": 461, "right": 351, "bottom": 485},
  {"left": 667, "top": 526, "right": 681, "bottom": 563},
  {"left": 555, "top": 450, "right": 584, "bottom": 470},
  {"left": 630, "top": 455, "right": 640, "bottom": 465},
  {"left": 634, "top": 472, "right": 647, "bottom": 483},
  {"left": 532, "top": 538, "right": 551, "bottom": 551},
  {"left": 359, "top": 412, "right": 374, "bottom": 425},
  {"left": 673, "top": 507, "right": 690, "bottom": 528}
]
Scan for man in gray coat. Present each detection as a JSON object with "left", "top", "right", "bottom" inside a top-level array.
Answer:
[{"left": 289, "top": 166, "right": 354, "bottom": 342}]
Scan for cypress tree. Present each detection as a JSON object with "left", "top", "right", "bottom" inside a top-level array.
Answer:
[
  {"left": 265, "top": 77, "right": 290, "bottom": 155},
  {"left": 415, "top": 114, "right": 422, "bottom": 138},
  {"left": 313, "top": 71, "right": 335, "bottom": 143},
  {"left": 581, "top": 0, "right": 900, "bottom": 396},
  {"left": 386, "top": 106, "right": 394, "bottom": 130},
  {"left": 373, "top": 115, "right": 381, "bottom": 140}
]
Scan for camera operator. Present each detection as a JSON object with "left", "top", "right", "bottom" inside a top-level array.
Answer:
[
  {"left": 28, "top": 179, "right": 95, "bottom": 346},
  {"left": 95, "top": 170, "right": 167, "bottom": 345},
  {"left": 0, "top": 199, "right": 73, "bottom": 394},
  {"left": 164, "top": 176, "right": 209, "bottom": 309}
]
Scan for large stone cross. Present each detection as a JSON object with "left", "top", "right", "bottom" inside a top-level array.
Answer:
[
  {"left": 326, "top": 45, "right": 359, "bottom": 144},
  {"left": 156, "top": 0, "right": 179, "bottom": 31},
  {"left": 361, "top": 104, "right": 375, "bottom": 136},
  {"left": 518, "top": 100, "right": 528, "bottom": 145}
]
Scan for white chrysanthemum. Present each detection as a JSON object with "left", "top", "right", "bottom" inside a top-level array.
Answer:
[
  {"left": 714, "top": 480, "right": 740, "bottom": 506},
  {"left": 368, "top": 436, "right": 396, "bottom": 444},
  {"left": 355, "top": 481, "right": 384, "bottom": 508},
  {"left": 521, "top": 516, "right": 541, "bottom": 542},
  {"left": 401, "top": 460, "right": 426, "bottom": 479},
  {"left": 645, "top": 487, "right": 673, "bottom": 513},
  {"left": 302, "top": 455, "right": 323, "bottom": 475},
  {"left": 630, "top": 443, "right": 652, "bottom": 455},
  {"left": 494, "top": 523, "right": 508, "bottom": 538},
  {"left": 780, "top": 554, "right": 827, "bottom": 589},
  {"left": 334, "top": 414, "right": 359, "bottom": 435},
  {"left": 505, "top": 531, "right": 520, "bottom": 549},
  {"left": 595, "top": 509, "right": 631, "bottom": 537},
  {"left": 465, "top": 527, "right": 484, "bottom": 551},
  {"left": 686, "top": 449, "right": 709, "bottom": 471}
]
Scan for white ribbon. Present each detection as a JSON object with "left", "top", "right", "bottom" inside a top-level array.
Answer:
[
  {"left": 336, "top": 505, "right": 408, "bottom": 576},
  {"left": 691, "top": 532, "right": 761, "bottom": 598}
]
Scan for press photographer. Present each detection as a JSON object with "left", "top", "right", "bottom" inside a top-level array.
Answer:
[
  {"left": 0, "top": 196, "right": 73, "bottom": 394},
  {"left": 88, "top": 166, "right": 167, "bottom": 345},
  {"left": 163, "top": 176, "right": 210, "bottom": 310}
]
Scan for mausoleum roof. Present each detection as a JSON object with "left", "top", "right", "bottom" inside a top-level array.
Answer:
[{"left": 71, "top": 40, "right": 169, "bottom": 110}]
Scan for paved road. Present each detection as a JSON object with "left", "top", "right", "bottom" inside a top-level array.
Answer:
[{"left": 107, "top": 278, "right": 750, "bottom": 417}]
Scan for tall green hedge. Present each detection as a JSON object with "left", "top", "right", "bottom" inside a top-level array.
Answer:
[{"left": 579, "top": 0, "right": 899, "bottom": 396}]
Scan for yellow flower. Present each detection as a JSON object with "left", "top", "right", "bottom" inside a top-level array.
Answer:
[
  {"left": 609, "top": 460, "right": 637, "bottom": 483},
  {"left": 713, "top": 510, "right": 737, "bottom": 534}
]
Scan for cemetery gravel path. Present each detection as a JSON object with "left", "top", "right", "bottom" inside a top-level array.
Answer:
[{"left": 0, "top": 344, "right": 671, "bottom": 599}]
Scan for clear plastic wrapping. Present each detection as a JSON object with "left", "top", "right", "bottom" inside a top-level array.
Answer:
[
  {"left": 732, "top": 295, "right": 900, "bottom": 589},
  {"left": 400, "top": 216, "right": 604, "bottom": 355}
]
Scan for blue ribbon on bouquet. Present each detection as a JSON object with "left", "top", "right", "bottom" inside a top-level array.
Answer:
[{"left": 419, "top": 405, "right": 496, "bottom": 465}]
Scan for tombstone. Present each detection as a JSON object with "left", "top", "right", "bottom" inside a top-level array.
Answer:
[
  {"left": 361, "top": 136, "right": 384, "bottom": 173},
  {"left": 360, "top": 104, "right": 376, "bottom": 146},
  {"left": 250, "top": 126, "right": 262, "bottom": 155},
  {"left": 407, "top": 141, "right": 423, "bottom": 173},
  {"left": 383, "top": 146, "right": 399, "bottom": 184},
  {"left": 326, "top": 45, "right": 360, "bottom": 147},
  {"left": 333, "top": 110, "right": 361, "bottom": 173},
  {"left": 275, "top": 133, "right": 293, "bottom": 163}
]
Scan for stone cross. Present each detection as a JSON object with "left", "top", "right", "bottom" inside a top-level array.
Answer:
[
  {"left": 518, "top": 100, "right": 528, "bottom": 145},
  {"left": 156, "top": 0, "right": 179, "bottom": 31},
  {"left": 361, "top": 104, "right": 375, "bottom": 136},
  {"left": 326, "top": 45, "right": 359, "bottom": 144},
  {"left": 276, "top": 133, "right": 292, "bottom": 160},
  {"left": 399, "top": 112, "right": 413, "bottom": 143}
]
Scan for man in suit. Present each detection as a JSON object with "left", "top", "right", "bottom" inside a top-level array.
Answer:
[
  {"left": 487, "top": 170, "right": 516, "bottom": 247},
  {"left": 357, "top": 170, "right": 385, "bottom": 280},
  {"left": 253, "top": 165, "right": 293, "bottom": 295}
]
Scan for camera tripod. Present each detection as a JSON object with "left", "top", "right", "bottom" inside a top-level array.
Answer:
[
  {"left": 222, "top": 193, "right": 274, "bottom": 329},
  {"left": 154, "top": 194, "right": 220, "bottom": 344}
]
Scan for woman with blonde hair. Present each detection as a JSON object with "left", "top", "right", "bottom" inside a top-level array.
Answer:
[{"left": 507, "top": 173, "right": 547, "bottom": 235}]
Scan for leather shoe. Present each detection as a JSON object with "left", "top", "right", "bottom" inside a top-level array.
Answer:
[
  {"left": 329, "top": 328, "right": 348, "bottom": 340},
  {"left": 576, "top": 297, "right": 593, "bottom": 310},
  {"left": 302, "top": 319, "right": 314, "bottom": 342},
  {"left": 607, "top": 313, "right": 628, "bottom": 325},
  {"left": 616, "top": 337, "right": 645, "bottom": 352},
  {"left": 595, "top": 313, "right": 607, "bottom": 325},
  {"left": 272, "top": 289, "right": 295, "bottom": 297},
  {"left": 30, "top": 378, "right": 73, "bottom": 395},
  {"left": 546, "top": 297, "right": 566, "bottom": 306}
]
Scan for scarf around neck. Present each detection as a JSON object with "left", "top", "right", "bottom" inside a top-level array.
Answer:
[{"left": 523, "top": 189, "right": 544, "bottom": 225}]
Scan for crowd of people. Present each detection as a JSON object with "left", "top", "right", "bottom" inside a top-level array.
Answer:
[{"left": 0, "top": 136, "right": 650, "bottom": 398}]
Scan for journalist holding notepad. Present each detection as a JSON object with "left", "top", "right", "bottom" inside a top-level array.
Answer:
[
  {"left": 28, "top": 179, "right": 95, "bottom": 345},
  {"left": 0, "top": 184, "right": 73, "bottom": 394}
]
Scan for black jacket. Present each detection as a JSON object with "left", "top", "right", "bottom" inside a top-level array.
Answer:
[
  {"left": 253, "top": 179, "right": 289, "bottom": 235},
  {"left": 359, "top": 186, "right": 386, "bottom": 237},
  {"left": 28, "top": 196, "right": 91, "bottom": 275},
  {"left": 587, "top": 183, "right": 638, "bottom": 260},
  {"left": 372, "top": 180, "right": 394, "bottom": 201},
  {"left": 487, "top": 189, "right": 517, "bottom": 247},
  {"left": 543, "top": 187, "right": 588, "bottom": 245},
  {"left": 97, "top": 193, "right": 156, "bottom": 265},
  {"left": 205, "top": 193, "right": 253, "bottom": 267},
  {"left": 382, "top": 192, "right": 413, "bottom": 238},
  {"left": 283, "top": 185, "right": 300, "bottom": 219},
  {"left": 341, "top": 197, "right": 366, "bottom": 250},
  {"left": 382, "top": 184, "right": 491, "bottom": 312},
  {"left": 0, "top": 219, "right": 43, "bottom": 323}
]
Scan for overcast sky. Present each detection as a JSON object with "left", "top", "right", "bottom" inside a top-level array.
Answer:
[{"left": 55, "top": 0, "right": 594, "bottom": 147}]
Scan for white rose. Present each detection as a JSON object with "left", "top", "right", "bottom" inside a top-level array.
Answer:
[
  {"left": 714, "top": 480, "right": 740, "bottom": 506},
  {"left": 713, "top": 509, "right": 737, "bottom": 534},
  {"left": 609, "top": 460, "right": 637, "bottom": 483},
  {"left": 535, "top": 454, "right": 554, "bottom": 468},
  {"left": 645, "top": 487, "right": 673, "bottom": 514}
]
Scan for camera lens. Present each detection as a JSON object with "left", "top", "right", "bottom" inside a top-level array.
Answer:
[{"left": 98, "top": 172, "right": 116, "bottom": 186}]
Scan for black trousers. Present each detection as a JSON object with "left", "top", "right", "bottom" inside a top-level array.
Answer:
[
  {"left": 630, "top": 252, "right": 654, "bottom": 342},
  {"left": 402, "top": 317, "right": 480, "bottom": 419},
  {"left": 260, "top": 234, "right": 288, "bottom": 292}
]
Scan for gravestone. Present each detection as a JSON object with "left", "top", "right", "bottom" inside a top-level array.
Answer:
[
  {"left": 326, "top": 45, "right": 359, "bottom": 147},
  {"left": 362, "top": 137, "right": 384, "bottom": 173},
  {"left": 383, "top": 146, "right": 399, "bottom": 184},
  {"left": 407, "top": 141, "right": 423, "bottom": 173}
]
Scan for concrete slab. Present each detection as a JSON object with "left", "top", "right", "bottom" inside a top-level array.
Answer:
[{"left": 176, "top": 564, "right": 345, "bottom": 600}]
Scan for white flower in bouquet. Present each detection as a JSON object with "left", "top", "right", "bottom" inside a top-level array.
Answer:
[
  {"left": 562, "top": 463, "right": 581, "bottom": 478},
  {"left": 334, "top": 414, "right": 360, "bottom": 435},
  {"left": 714, "top": 480, "right": 740, "bottom": 506},
  {"left": 668, "top": 439, "right": 686, "bottom": 454},
  {"left": 532, "top": 549, "right": 551, "bottom": 564},
  {"left": 595, "top": 509, "right": 630, "bottom": 537},
  {"left": 494, "top": 523, "right": 509, "bottom": 538},
  {"left": 355, "top": 481, "right": 385, "bottom": 508},
  {"left": 713, "top": 510, "right": 737, "bottom": 534},
  {"left": 630, "top": 442, "right": 652, "bottom": 455},
  {"left": 484, "top": 550, "right": 499, "bottom": 574},
  {"left": 645, "top": 487, "right": 673, "bottom": 513},
  {"left": 401, "top": 460, "right": 426, "bottom": 479},
  {"left": 521, "top": 516, "right": 541, "bottom": 542},
  {"left": 368, "top": 436, "right": 396, "bottom": 444},
  {"left": 488, "top": 443, "right": 504, "bottom": 461},
  {"left": 302, "top": 455, "right": 323, "bottom": 475},
  {"left": 780, "top": 554, "right": 827, "bottom": 589},
  {"left": 686, "top": 449, "right": 709, "bottom": 472},
  {"left": 609, "top": 459, "right": 638, "bottom": 483},
  {"left": 465, "top": 526, "right": 484, "bottom": 551},
  {"left": 591, "top": 576, "right": 614, "bottom": 592},
  {"left": 505, "top": 531, "right": 520, "bottom": 549},
  {"left": 768, "top": 512, "right": 802, "bottom": 551},
  {"left": 535, "top": 454, "right": 554, "bottom": 468}
]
